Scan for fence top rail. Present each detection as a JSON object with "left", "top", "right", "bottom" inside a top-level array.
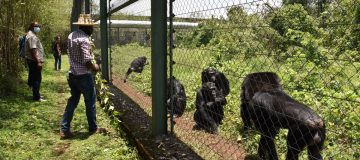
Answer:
[{"left": 94, "top": 20, "right": 198, "bottom": 29}]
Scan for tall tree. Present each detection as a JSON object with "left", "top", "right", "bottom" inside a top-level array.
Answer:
[
  {"left": 283, "top": 0, "right": 311, "bottom": 8},
  {"left": 0, "top": 0, "right": 72, "bottom": 96}
]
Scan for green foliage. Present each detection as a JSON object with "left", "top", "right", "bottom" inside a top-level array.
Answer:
[
  {"left": 270, "top": 4, "right": 319, "bottom": 36},
  {"left": 227, "top": 6, "right": 250, "bottom": 25},
  {"left": 111, "top": 1, "right": 360, "bottom": 159},
  {"left": 284, "top": 29, "right": 327, "bottom": 65},
  {"left": 321, "top": 0, "right": 360, "bottom": 61},
  {"left": 112, "top": 43, "right": 359, "bottom": 159},
  {"left": 177, "top": 21, "right": 217, "bottom": 48},
  {"left": 0, "top": 0, "right": 72, "bottom": 95},
  {"left": 283, "top": 0, "right": 311, "bottom": 7}
]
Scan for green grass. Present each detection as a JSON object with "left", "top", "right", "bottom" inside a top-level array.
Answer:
[{"left": 0, "top": 56, "right": 139, "bottom": 160}]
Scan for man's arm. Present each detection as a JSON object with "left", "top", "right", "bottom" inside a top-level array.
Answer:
[
  {"left": 81, "top": 39, "right": 99, "bottom": 72},
  {"left": 28, "top": 37, "right": 42, "bottom": 69},
  {"left": 30, "top": 48, "right": 42, "bottom": 69},
  {"left": 56, "top": 43, "right": 61, "bottom": 56},
  {"left": 86, "top": 61, "right": 100, "bottom": 72}
]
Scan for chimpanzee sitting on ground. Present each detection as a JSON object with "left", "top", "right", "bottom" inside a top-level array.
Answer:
[
  {"left": 123, "top": 56, "right": 148, "bottom": 83},
  {"left": 240, "top": 72, "right": 326, "bottom": 160},
  {"left": 194, "top": 82, "right": 227, "bottom": 134},
  {"left": 201, "top": 67, "right": 230, "bottom": 96},
  {"left": 166, "top": 76, "right": 186, "bottom": 117}
]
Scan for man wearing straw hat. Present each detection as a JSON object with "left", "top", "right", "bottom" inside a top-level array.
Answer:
[{"left": 60, "top": 14, "right": 104, "bottom": 139}]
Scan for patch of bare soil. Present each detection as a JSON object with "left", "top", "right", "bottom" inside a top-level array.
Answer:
[
  {"left": 52, "top": 142, "right": 70, "bottom": 156},
  {"left": 110, "top": 78, "right": 248, "bottom": 160}
]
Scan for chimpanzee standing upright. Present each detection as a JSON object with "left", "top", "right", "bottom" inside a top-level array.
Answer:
[
  {"left": 240, "top": 72, "right": 326, "bottom": 160},
  {"left": 166, "top": 76, "right": 187, "bottom": 117},
  {"left": 124, "top": 56, "right": 148, "bottom": 83},
  {"left": 194, "top": 82, "right": 227, "bottom": 134}
]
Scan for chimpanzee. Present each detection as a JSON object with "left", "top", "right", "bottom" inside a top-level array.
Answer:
[
  {"left": 123, "top": 56, "right": 148, "bottom": 83},
  {"left": 166, "top": 76, "right": 187, "bottom": 117},
  {"left": 201, "top": 67, "right": 230, "bottom": 96},
  {"left": 194, "top": 82, "right": 227, "bottom": 134},
  {"left": 240, "top": 72, "right": 326, "bottom": 160},
  {"left": 241, "top": 72, "right": 283, "bottom": 132}
]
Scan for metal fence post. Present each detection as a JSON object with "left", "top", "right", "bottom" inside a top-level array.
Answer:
[
  {"left": 100, "top": 0, "right": 109, "bottom": 82},
  {"left": 70, "top": 0, "right": 83, "bottom": 31},
  {"left": 85, "top": 0, "right": 90, "bottom": 14},
  {"left": 151, "top": 0, "right": 167, "bottom": 136}
]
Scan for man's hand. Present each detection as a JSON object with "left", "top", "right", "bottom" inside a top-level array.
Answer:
[
  {"left": 37, "top": 62, "right": 42, "bottom": 70},
  {"left": 94, "top": 63, "right": 100, "bottom": 71},
  {"left": 30, "top": 48, "right": 42, "bottom": 69},
  {"left": 86, "top": 61, "right": 100, "bottom": 72}
]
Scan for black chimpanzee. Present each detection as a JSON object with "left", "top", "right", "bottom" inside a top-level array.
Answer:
[
  {"left": 123, "top": 56, "right": 148, "bottom": 83},
  {"left": 240, "top": 72, "right": 326, "bottom": 160},
  {"left": 166, "top": 76, "right": 187, "bottom": 117},
  {"left": 241, "top": 72, "right": 283, "bottom": 132},
  {"left": 201, "top": 67, "right": 230, "bottom": 96},
  {"left": 194, "top": 82, "right": 227, "bottom": 134}
]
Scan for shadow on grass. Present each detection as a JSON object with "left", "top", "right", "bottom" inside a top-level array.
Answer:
[
  {"left": 69, "top": 131, "right": 92, "bottom": 140},
  {"left": 0, "top": 83, "right": 33, "bottom": 122},
  {"left": 55, "top": 130, "right": 92, "bottom": 141}
]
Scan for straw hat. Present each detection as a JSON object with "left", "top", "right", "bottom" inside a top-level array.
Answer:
[{"left": 73, "top": 14, "right": 95, "bottom": 26}]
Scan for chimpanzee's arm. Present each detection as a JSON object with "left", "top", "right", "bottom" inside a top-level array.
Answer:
[
  {"left": 218, "top": 73, "right": 230, "bottom": 96},
  {"left": 214, "top": 90, "right": 227, "bottom": 105},
  {"left": 195, "top": 90, "right": 206, "bottom": 110}
]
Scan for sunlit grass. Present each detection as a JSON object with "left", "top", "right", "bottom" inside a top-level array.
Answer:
[{"left": 0, "top": 55, "right": 139, "bottom": 160}]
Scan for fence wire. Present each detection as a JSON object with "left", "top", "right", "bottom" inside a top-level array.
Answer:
[{"left": 96, "top": 0, "right": 360, "bottom": 159}]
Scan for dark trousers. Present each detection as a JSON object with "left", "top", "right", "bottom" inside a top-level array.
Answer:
[
  {"left": 60, "top": 73, "right": 98, "bottom": 132},
  {"left": 27, "top": 59, "right": 42, "bottom": 100},
  {"left": 54, "top": 55, "right": 61, "bottom": 70}
]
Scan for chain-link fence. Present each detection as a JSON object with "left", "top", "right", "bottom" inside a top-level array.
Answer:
[{"left": 95, "top": 0, "right": 360, "bottom": 159}]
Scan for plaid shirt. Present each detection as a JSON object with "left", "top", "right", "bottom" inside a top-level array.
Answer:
[{"left": 67, "top": 30, "right": 93, "bottom": 75}]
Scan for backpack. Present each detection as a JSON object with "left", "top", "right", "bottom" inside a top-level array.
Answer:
[{"left": 18, "top": 35, "right": 26, "bottom": 58}]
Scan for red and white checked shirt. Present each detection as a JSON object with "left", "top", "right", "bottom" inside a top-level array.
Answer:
[{"left": 67, "top": 30, "right": 93, "bottom": 75}]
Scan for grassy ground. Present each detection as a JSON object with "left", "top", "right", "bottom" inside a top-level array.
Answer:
[{"left": 0, "top": 56, "right": 139, "bottom": 160}]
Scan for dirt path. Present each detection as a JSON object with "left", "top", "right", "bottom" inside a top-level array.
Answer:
[{"left": 112, "top": 78, "right": 247, "bottom": 160}]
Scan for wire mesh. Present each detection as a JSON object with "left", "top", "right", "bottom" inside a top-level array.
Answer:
[{"left": 95, "top": 0, "right": 360, "bottom": 159}]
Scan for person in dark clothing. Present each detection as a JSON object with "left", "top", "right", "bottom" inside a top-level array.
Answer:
[
  {"left": 25, "top": 22, "right": 46, "bottom": 102},
  {"left": 53, "top": 36, "right": 62, "bottom": 70}
]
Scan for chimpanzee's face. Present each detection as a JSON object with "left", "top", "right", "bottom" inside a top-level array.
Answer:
[
  {"left": 210, "top": 73, "right": 217, "bottom": 82},
  {"left": 204, "top": 82, "right": 217, "bottom": 98}
]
